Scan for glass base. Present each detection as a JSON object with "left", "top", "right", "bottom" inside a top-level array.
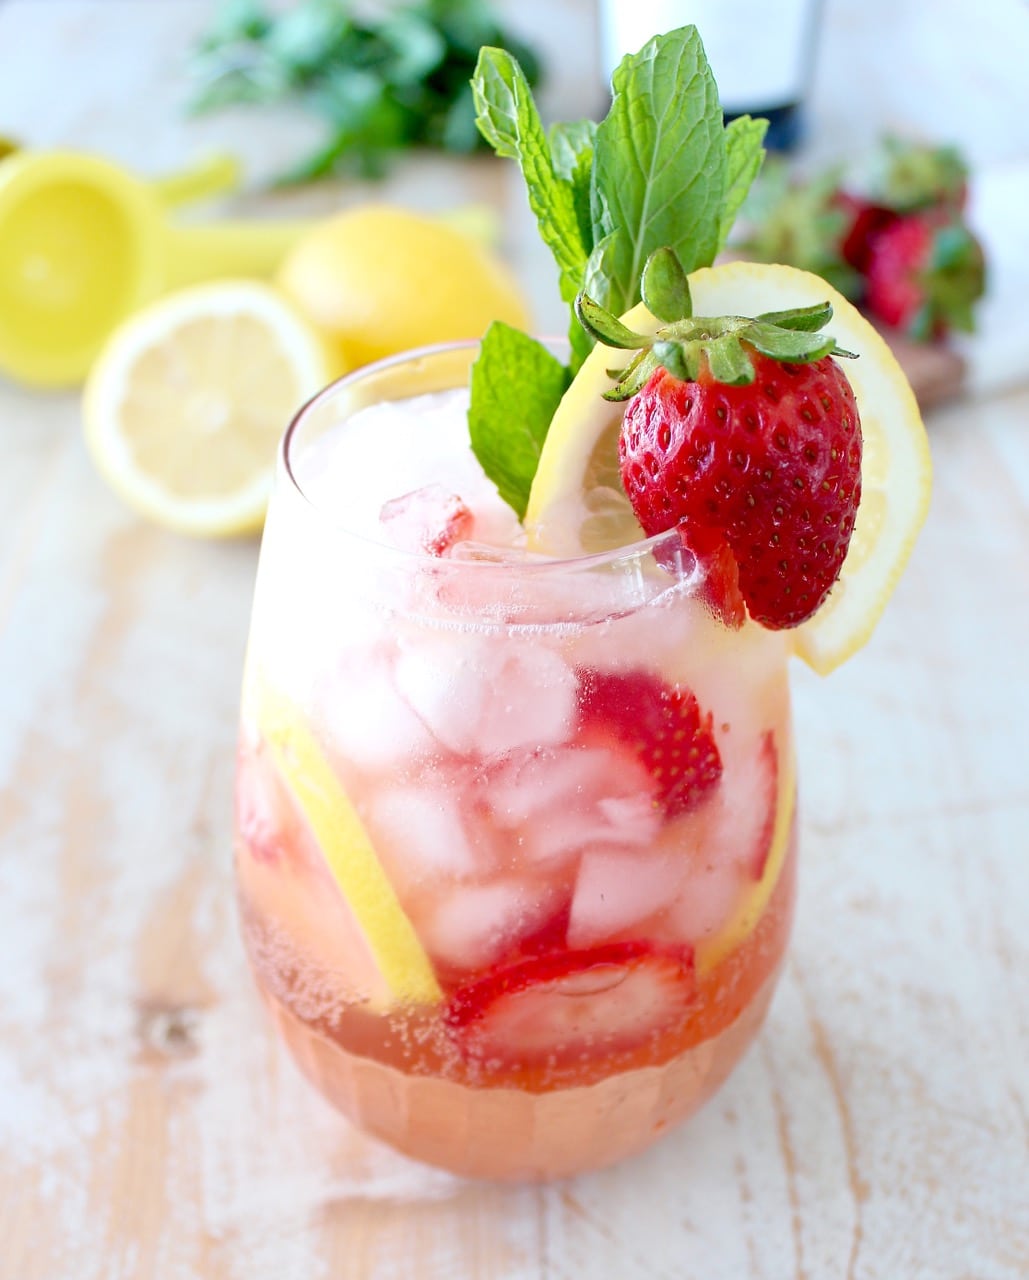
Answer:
[{"left": 260, "top": 962, "right": 783, "bottom": 1181}]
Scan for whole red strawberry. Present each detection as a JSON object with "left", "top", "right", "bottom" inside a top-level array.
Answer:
[
  {"left": 864, "top": 212, "right": 985, "bottom": 340},
  {"left": 576, "top": 250, "right": 863, "bottom": 630},
  {"left": 621, "top": 356, "right": 861, "bottom": 627}
]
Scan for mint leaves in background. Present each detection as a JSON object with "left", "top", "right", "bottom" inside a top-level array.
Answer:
[
  {"left": 187, "top": 0, "right": 542, "bottom": 184},
  {"left": 468, "top": 25, "right": 768, "bottom": 522}
]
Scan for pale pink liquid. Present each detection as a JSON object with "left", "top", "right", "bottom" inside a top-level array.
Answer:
[{"left": 235, "top": 367, "right": 799, "bottom": 1179}]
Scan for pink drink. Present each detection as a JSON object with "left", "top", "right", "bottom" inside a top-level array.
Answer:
[{"left": 235, "top": 344, "right": 797, "bottom": 1179}]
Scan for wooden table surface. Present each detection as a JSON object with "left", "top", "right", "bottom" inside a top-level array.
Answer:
[{"left": 1, "top": 3, "right": 1027, "bottom": 1277}]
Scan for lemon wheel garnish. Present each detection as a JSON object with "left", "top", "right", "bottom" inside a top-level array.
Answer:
[
  {"left": 256, "top": 680, "right": 442, "bottom": 1009},
  {"left": 526, "top": 262, "right": 932, "bottom": 674},
  {"left": 696, "top": 745, "right": 796, "bottom": 974},
  {"left": 83, "top": 280, "right": 332, "bottom": 537}
]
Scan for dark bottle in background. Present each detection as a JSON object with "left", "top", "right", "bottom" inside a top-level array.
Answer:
[{"left": 598, "top": 0, "right": 823, "bottom": 151}]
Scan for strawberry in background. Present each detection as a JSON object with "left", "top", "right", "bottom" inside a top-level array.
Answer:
[{"left": 735, "top": 136, "right": 986, "bottom": 344}]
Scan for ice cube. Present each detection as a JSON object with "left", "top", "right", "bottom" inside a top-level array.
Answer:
[
  {"left": 488, "top": 745, "right": 660, "bottom": 870},
  {"left": 379, "top": 484, "right": 474, "bottom": 556},
  {"left": 415, "top": 878, "right": 555, "bottom": 973},
  {"left": 568, "top": 585, "right": 708, "bottom": 678},
  {"left": 665, "top": 859, "right": 745, "bottom": 943},
  {"left": 488, "top": 747, "right": 608, "bottom": 827},
  {"left": 294, "top": 388, "right": 522, "bottom": 548},
  {"left": 568, "top": 849, "right": 686, "bottom": 947},
  {"left": 393, "top": 634, "right": 578, "bottom": 758},
  {"left": 365, "top": 785, "right": 481, "bottom": 885},
  {"left": 319, "top": 652, "right": 434, "bottom": 772},
  {"left": 483, "top": 747, "right": 655, "bottom": 875}
]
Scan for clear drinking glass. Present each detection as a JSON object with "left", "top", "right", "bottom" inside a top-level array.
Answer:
[{"left": 234, "top": 342, "right": 797, "bottom": 1180}]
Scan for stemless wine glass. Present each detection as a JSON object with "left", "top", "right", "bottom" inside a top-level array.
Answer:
[{"left": 234, "top": 342, "right": 797, "bottom": 1181}]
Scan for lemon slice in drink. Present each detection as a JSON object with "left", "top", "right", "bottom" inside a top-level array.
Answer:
[
  {"left": 256, "top": 680, "right": 442, "bottom": 1009},
  {"left": 84, "top": 281, "right": 332, "bottom": 537},
  {"left": 526, "top": 262, "right": 932, "bottom": 674},
  {"left": 696, "top": 744, "right": 797, "bottom": 974}
]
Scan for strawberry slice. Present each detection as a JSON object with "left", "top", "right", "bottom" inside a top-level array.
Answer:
[
  {"left": 444, "top": 941, "right": 695, "bottom": 1065},
  {"left": 577, "top": 668, "right": 722, "bottom": 819}
]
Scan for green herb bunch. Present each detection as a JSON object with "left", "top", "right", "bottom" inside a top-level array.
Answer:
[
  {"left": 187, "top": 0, "right": 542, "bottom": 184},
  {"left": 468, "top": 28, "right": 768, "bottom": 518}
]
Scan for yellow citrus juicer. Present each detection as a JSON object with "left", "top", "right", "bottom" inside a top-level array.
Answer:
[{"left": 0, "top": 148, "right": 312, "bottom": 388}]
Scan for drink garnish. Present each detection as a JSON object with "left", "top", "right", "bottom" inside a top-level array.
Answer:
[
  {"left": 470, "top": 27, "right": 932, "bottom": 668},
  {"left": 468, "top": 26, "right": 766, "bottom": 518}
]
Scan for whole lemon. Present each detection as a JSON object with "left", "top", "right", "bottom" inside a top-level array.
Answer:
[{"left": 277, "top": 205, "right": 531, "bottom": 371}]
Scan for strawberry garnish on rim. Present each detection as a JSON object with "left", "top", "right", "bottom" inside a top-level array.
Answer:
[
  {"left": 577, "top": 667, "right": 723, "bottom": 820},
  {"left": 577, "top": 247, "right": 863, "bottom": 631},
  {"left": 444, "top": 940, "right": 696, "bottom": 1065}
]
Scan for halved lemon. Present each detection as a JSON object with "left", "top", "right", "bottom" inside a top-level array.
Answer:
[
  {"left": 83, "top": 280, "right": 332, "bottom": 537},
  {"left": 255, "top": 678, "right": 443, "bottom": 1009},
  {"left": 526, "top": 262, "right": 932, "bottom": 675}
]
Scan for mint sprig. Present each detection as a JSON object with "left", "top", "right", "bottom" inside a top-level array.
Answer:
[
  {"left": 472, "top": 52, "right": 589, "bottom": 312},
  {"left": 468, "top": 26, "right": 768, "bottom": 520},
  {"left": 589, "top": 30, "right": 726, "bottom": 316}
]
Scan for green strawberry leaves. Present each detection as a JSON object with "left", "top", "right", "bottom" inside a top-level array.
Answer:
[
  {"left": 577, "top": 252, "right": 857, "bottom": 401},
  {"left": 468, "top": 27, "right": 770, "bottom": 519},
  {"left": 641, "top": 247, "right": 693, "bottom": 324}
]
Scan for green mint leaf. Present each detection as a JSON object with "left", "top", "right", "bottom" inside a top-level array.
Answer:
[
  {"left": 550, "top": 119, "right": 597, "bottom": 254},
  {"left": 549, "top": 118, "right": 597, "bottom": 181},
  {"left": 472, "top": 48, "right": 588, "bottom": 308},
  {"left": 718, "top": 115, "right": 768, "bottom": 252},
  {"left": 469, "top": 324, "right": 571, "bottom": 520},
  {"left": 590, "top": 27, "right": 726, "bottom": 317}
]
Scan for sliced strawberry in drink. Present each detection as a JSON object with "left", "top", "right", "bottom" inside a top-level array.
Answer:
[
  {"left": 577, "top": 668, "right": 722, "bottom": 819},
  {"left": 379, "top": 483, "right": 474, "bottom": 555},
  {"left": 444, "top": 941, "right": 696, "bottom": 1065}
]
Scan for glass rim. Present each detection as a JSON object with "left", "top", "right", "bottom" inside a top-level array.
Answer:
[{"left": 278, "top": 337, "right": 682, "bottom": 574}]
